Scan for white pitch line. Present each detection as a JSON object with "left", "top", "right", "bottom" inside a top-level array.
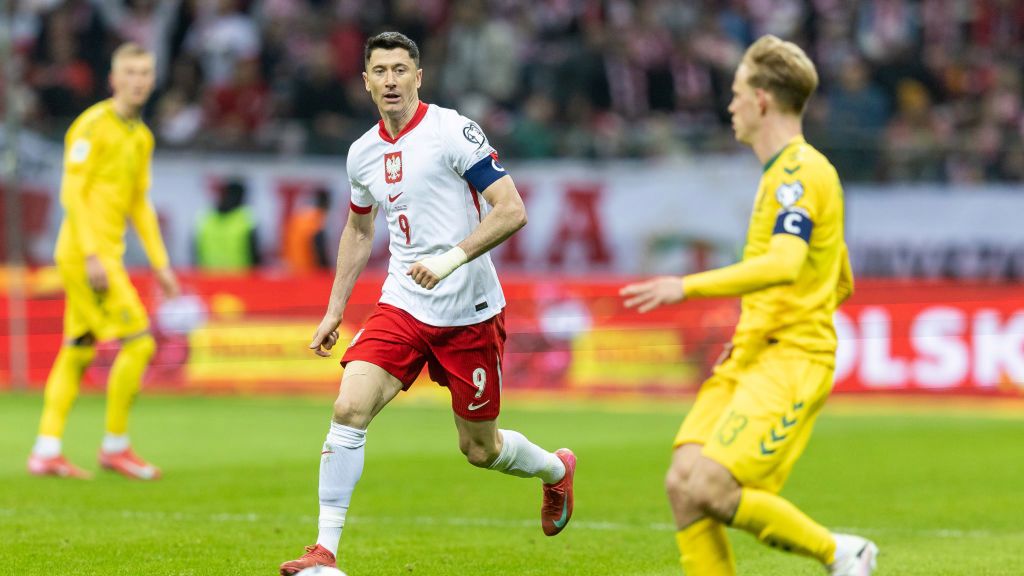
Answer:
[{"left": 1, "top": 507, "right": 1019, "bottom": 540}]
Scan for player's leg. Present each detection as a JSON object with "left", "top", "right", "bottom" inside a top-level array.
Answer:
[
  {"left": 453, "top": 415, "right": 567, "bottom": 481},
  {"left": 30, "top": 334, "right": 96, "bottom": 479},
  {"left": 668, "top": 369, "right": 737, "bottom": 575},
  {"left": 30, "top": 262, "right": 101, "bottom": 478},
  {"left": 452, "top": 414, "right": 574, "bottom": 536},
  {"left": 750, "top": 364, "right": 878, "bottom": 576},
  {"left": 280, "top": 360, "right": 405, "bottom": 575},
  {"left": 668, "top": 445, "right": 735, "bottom": 575},
  {"left": 694, "top": 353, "right": 875, "bottom": 573},
  {"left": 98, "top": 267, "right": 161, "bottom": 479},
  {"left": 320, "top": 361, "right": 404, "bottom": 548},
  {"left": 100, "top": 330, "right": 159, "bottom": 479},
  {"left": 687, "top": 452, "right": 835, "bottom": 562},
  {"left": 282, "top": 304, "right": 426, "bottom": 575},
  {"left": 431, "top": 310, "right": 574, "bottom": 536}
]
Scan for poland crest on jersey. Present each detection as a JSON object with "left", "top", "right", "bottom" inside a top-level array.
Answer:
[{"left": 384, "top": 152, "right": 403, "bottom": 183}]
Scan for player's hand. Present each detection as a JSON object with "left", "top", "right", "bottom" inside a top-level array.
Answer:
[
  {"left": 407, "top": 261, "right": 442, "bottom": 290},
  {"left": 85, "top": 255, "right": 109, "bottom": 293},
  {"left": 408, "top": 247, "right": 467, "bottom": 290},
  {"left": 620, "top": 276, "right": 685, "bottom": 313},
  {"left": 155, "top": 267, "right": 181, "bottom": 299},
  {"left": 309, "top": 312, "right": 342, "bottom": 357}
]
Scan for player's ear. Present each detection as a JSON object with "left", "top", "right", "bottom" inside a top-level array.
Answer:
[
  {"left": 362, "top": 71, "right": 370, "bottom": 92},
  {"left": 756, "top": 89, "right": 770, "bottom": 116},
  {"left": 415, "top": 68, "right": 422, "bottom": 89}
]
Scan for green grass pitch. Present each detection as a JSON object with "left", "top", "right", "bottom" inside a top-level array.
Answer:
[{"left": 1, "top": 392, "right": 1022, "bottom": 575}]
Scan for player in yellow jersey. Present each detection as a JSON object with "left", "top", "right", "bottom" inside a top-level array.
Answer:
[
  {"left": 621, "top": 36, "right": 877, "bottom": 575},
  {"left": 27, "top": 43, "right": 179, "bottom": 481}
]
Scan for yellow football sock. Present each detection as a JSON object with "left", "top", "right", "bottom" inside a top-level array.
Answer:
[
  {"left": 105, "top": 334, "right": 156, "bottom": 435},
  {"left": 676, "top": 517, "right": 736, "bottom": 575},
  {"left": 731, "top": 488, "right": 836, "bottom": 564},
  {"left": 39, "top": 344, "right": 96, "bottom": 437}
]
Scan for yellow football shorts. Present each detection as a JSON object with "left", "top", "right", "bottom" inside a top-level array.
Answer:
[
  {"left": 58, "top": 258, "right": 149, "bottom": 341},
  {"left": 674, "top": 344, "right": 834, "bottom": 494}
]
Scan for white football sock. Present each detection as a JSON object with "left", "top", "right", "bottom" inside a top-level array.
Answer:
[
  {"left": 316, "top": 421, "right": 366, "bottom": 557},
  {"left": 101, "top": 433, "right": 130, "bottom": 454},
  {"left": 33, "top": 435, "right": 61, "bottom": 458},
  {"left": 488, "top": 429, "right": 565, "bottom": 484}
]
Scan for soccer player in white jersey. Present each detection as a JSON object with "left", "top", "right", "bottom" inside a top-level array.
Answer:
[{"left": 279, "top": 32, "right": 576, "bottom": 575}]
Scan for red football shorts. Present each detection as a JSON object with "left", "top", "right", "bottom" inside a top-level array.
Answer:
[{"left": 341, "top": 303, "right": 506, "bottom": 421}]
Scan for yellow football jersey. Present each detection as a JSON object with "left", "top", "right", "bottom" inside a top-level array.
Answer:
[
  {"left": 54, "top": 99, "right": 168, "bottom": 269},
  {"left": 732, "top": 135, "right": 847, "bottom": 356}
]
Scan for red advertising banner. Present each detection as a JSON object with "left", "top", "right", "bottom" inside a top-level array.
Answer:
[{"left": 2, "top": 271, "right": 1023, "bottom": 397}]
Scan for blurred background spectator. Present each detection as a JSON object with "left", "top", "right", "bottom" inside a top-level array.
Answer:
[
  {"left": 281, "top": 186, "right": 333, "bottom": 274},
  {"left": 194, "top": 179, "right": 262, "bottom": 272},
  {"left": 5, "top": 0, "right": 1024, "bottom": 182}
]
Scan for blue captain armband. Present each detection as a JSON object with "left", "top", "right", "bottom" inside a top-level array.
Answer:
[
  {"left": 463, "top": 154, "right": 508, "bottom": 192},
  {"left": 772, "top": 209, "right": 813, "bottom": 242}
]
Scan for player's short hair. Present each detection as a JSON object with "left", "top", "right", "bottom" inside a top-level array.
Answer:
[
  {"left": 111, "top": 42, "right": 153, "bottom": 66},
  {"left": 364, "top": 31, "right": 420, "bottom": 67},
  {"left": 741, "top": 35, "right": 818, "bottom": 115}
]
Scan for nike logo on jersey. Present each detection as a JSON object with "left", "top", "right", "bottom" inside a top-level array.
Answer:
[
  {"left": 388, "top": 192, "right": 404, "bottom": 202},
  {"left": 467, "top": 400, "right": 490, "bottom": 411}
]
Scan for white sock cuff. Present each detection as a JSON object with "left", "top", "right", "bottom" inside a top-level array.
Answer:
[
  {"left": 327, "top": 421, "right": 366, "bottom": 449},
  {"left": 33, "top": 435, "right": 62, "bottom": 458},
  {"left": 102, "top": 433, "right": 131, "bottom": 454},
  {"left": 488, "top": 429, "right": 520, "bottom": 471}
]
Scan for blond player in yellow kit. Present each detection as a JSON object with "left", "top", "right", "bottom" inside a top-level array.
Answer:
[
  {"left": 621, "top": 36, "right": 877, "bottom": 575},
  {"left": 27, "top": 43, "right": 179, "bottom": 480}
]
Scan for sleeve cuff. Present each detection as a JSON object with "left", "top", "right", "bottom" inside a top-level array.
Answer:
[{"left": 350, "top": 202, "right": 372, "bottom": 214}]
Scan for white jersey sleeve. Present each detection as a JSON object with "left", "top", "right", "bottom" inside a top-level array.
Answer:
[
  {"left": 346, "top": 151, "right": 375, "bottom": 210},
  {"left": 441, "top": 113, "right": 497, "bottom": 177}
]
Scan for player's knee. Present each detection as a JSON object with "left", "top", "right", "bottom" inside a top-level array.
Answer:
[
  {"left": 665, "top": 464, "right": 691, "bottom": 500},
  {"left": 686, "top": 463, "right": 738, "bottom": 520},
  {"left": 332, "top": 397, "right": 370, "bottom": 428},
  {"left": 685, "top": 474, "right": 719, "bottom": 515},
  {"left": 463, "top": 441, "right": 499, "bottom": 468},
  {"left": 122, "top": 332, "right": 156, "bottom": 360}
]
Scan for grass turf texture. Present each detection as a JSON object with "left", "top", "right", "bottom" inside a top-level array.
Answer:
[{"left": 1, "top": 392, "right": 1022, "bottom": 575}]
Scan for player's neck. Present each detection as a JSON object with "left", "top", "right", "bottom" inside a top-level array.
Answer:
[
  {"left": 751, "top": 115, "right": 803, "bottom": 166},
  {"left": 381, "top": 99, "right": 422, "bottom": 138},
  {"left": 110, "top": 97, "right": 142, "bottom": 121}
]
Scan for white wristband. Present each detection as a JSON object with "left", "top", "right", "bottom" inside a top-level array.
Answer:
[{"left": 419, "top": 247, "right": 468, "bottom": 280}]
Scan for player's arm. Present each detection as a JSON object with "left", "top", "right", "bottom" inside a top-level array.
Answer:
[
  {"left": 681, "top": 233, "right": 808, "bottom": 298},
  {"left": 310, "top": 205, "right": 377, "bottom": 357},
  {"left": 407, "top": 171, "right": 525, "bottom": 290},
  {"left": 130, "top": 135, "right": 179, "bottom": 298},
  {"left": 835, "top": 242, "right": 854, "bottom": 305},
  {"left": 622, "top": 196, "right": 816, "bottom": 312},
  {"left": 621, "top": 235, "right": 808, "bottom": 313},
  {"left": 459, "top": 175, "right": 526, "bottom": 259},
  {"left": 60, "top": 124, "right": 105, "bottom": 288}
]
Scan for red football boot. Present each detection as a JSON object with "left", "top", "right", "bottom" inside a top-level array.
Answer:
[
  {"left": 99, "top": 448, "right": 161, "bottom": 480},
  {"left": 541, "top": 448, "right": 576, "bottom": 536},
  {"left": 279, "top": 544, "right": 337, "bottom": 575},
  {"left": 27, "top": 454, "right": 92, "bottom": 479}
]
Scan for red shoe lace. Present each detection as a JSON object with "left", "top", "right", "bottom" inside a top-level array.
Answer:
[
  {"left": 301, "top": 545, "right": 333, "bottom": 563},
  {"left": 542, "top": 483, "right": 566, "bottom": 516}
]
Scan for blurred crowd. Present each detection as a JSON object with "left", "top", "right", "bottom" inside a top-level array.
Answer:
[{"left": 3, "top": 0, "right": 1024, "bottom": 182}]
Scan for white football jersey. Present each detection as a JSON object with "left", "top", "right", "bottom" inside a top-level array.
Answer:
[{"left": 347, "top": 102, "right": 506, "bottom": 327}]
